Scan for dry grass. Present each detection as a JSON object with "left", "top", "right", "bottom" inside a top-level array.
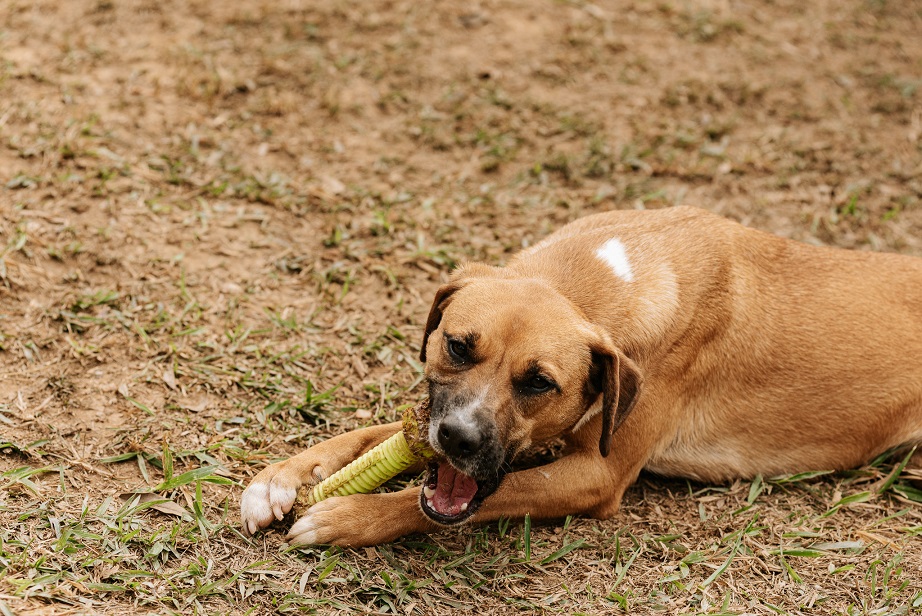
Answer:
[{"left": 1, "top": 0, "right": 921, "bottom": 614}]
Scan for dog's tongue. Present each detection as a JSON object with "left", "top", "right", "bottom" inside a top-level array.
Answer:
[{"left": 432, "top": 462, "right": 478, "bottom": 517}]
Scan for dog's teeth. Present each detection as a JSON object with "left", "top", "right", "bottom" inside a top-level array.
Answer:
[
  {"left": 460, "top": 502, "right": 468, "bottom": 512},
  {"left": 426, "top": 499, "right": 434, "bottom": 510},
  {"left": 423, "top": 486, "right": 435, "bottom": 499}
]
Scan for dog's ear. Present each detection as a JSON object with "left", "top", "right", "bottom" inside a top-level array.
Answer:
[
  {"left": 419, "top": 281, "right": 463, "bottom": 363},
  {"left": 420, "top": 264, "right": 499, "bottom": 362},
  {"left": 589, "top": 341, "right": 643, "bottom": 457}
]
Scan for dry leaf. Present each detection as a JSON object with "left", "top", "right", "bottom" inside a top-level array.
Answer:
[
  {"left": 321, "top": 175, "right": 345, "bottom": 195},
  {"left": 162, "top": 366, "right": 177, "bottom": 390},
  {"left": 351, "top": 356, "right": 368, "bottom": 378},
  {"left": 221, "top": 281, "right": 243, "bottom": 295},
  {"left": 855, "top": 530, "right": 900, "bottom": 550},
  {"left": 120, "top": 492, "right": 191, "bottom": 519},
  {"left": 180, "top": 397, "right": 209, "bottom": 413}
]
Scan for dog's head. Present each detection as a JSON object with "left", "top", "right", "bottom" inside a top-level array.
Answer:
[{"left": 417, "top": 266, "right": 643, "bottom": 525}]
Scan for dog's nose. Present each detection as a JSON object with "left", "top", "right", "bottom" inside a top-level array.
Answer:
[{"left": 436, "top": 416, "right": 483, "bottom": 458}]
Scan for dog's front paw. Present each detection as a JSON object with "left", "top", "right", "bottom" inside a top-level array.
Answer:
[
  {"left": 241, "top": 461, "right": 325, "bottom": 536},
  {"left": 286, "top": 489, "right": 426, "bottom": 547},
  {"left": 285, "top": 496, "right": 357, "bottom": 546}
]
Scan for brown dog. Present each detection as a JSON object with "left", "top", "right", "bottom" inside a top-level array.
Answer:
[{"left": 241, "top": 206, "right": 922, "bottom": 546}]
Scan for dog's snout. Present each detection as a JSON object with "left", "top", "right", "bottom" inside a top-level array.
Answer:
[{"left": 437, "top": 415, "right": 484, "bottom": 458}]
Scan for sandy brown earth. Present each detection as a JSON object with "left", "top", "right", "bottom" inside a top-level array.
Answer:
[{"left": 1, "top": 0, "right": 921, "bottom": 614}]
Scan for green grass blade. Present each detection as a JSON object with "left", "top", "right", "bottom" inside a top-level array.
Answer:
[
  {"left": 539, "top": 538, "right": 586, "bottom": 565},
  {"left": 877, "top": 446, "right": 917, "bottom": 495},
  {"left": 154, "top": 465, "right": 233, "bottom": 491},
  {"left": 523, "top": 514, "right": 532, "bottom": 561},
  {"left": 747, "top": 474, "right": 763, "bottom": 505},
  {"left": 162, "top": 440, "right": 174, "bottom": 482}
]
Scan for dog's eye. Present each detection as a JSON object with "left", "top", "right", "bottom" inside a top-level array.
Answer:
[
  {"left": 447, "top": 338, "right": 469, "bottom": 362},
  {"left": 522, "top": 375, "right": 554, "bottom": 394}
]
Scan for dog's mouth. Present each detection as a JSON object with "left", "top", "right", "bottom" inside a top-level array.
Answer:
[{"left": 419, "top": 460, "right": 502, "bottom": 525}]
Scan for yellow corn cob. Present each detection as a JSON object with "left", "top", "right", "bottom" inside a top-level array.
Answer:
[{"left": 305, "top": 399, "right": 434, "bottom": 506}]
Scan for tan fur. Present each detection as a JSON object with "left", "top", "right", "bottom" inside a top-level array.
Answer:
[{"left": 241, "top": 206, "right": 922, "bottom": 546}]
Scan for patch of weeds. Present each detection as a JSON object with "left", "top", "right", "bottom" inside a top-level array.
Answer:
[
  {"left": 1, "top": 226, "right": 29, "bottom": 266},
  {"left": 257, "top": 381, "right": 341, "bottom": 428},
  {"left": 295, "top": 380, "right": 340, "bottom": 425},
  {"left": 231, "top": 172, "right": 294, "bottom": 206},
  {"left": 5, "top": 173, "right": 41, "bottom": 189},
  {"left": 583, "top": 137, "right": 615, "bottom": 178},
  {"left": 56, "top": 290, "right": 122, "bottom": 334},
  {"left": 674, "top": 10, "right": 745, "bottom": 43},
  {"left": 539, "top": 151, "right": 574, "bottom": 182},
  {"left": 619, "top": 142, "right": 654, "bottom": 174},
  {"left": 371, "top": 207, "right": 393, "bottom": 236},
  {"left": 263, "top": 307, "right": 300, "bottom": 331},
  {"left": 557, "top": 113, "right": 599, "bottom": 138},
  {"left": 410, "top": 117, "right": 455, "bottom": 151},
  {"left": 0, "top": 465, "right": 57, "bottom": 495},
  {"left": 836, "top": 191, "right": 868, "bottom": 223},
  {"left": 412, "top": 238, "right": 459, "bottom": 270},
  {"left": 314, "top": 261, "right": 359, "bottom": 302},
  {"left": 483, "top": 86, "right": 513, "bottom": 111},
  {"left": 71, "top": 289, "right": 119, "bottom": 311},
  {"left": 473, "top": 129, "right": 518, "bottom": 173},
  {"left": 0, "top": 478, "right": 239, "bottom": 609},
  {"left": 532, "top": 137, "right": 619, "bottom": 185},
  {"left": 323, "top": 224, "right": 345, "bottom": 248},
  {"left": 873, "top": 73, "right": 921, "bottom": 100},
  {"left": 274, "top": 253, "right": 312, "bottom": 274}
]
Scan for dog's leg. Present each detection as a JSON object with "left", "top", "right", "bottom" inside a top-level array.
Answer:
[
  {"left": 284, "top": 413, "right": 661, "bottom": 546},
  {"left": 470, "top": 401, "right": 664, "bottom": 523},
  {"left": 283, "top": 449, "right": 638, "bottom": 547},
  {"left": 474, "top": 450, "right": 638, "bottom": 523},
  {"left": 241, "top": 422, "right": 402, "bottom": 536},
  {"left": 286, "top": 487, "right": 437, "bottom": 546}
]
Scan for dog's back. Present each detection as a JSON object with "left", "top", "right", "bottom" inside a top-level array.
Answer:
[{"left": 512, "top": 206, "right": 922, "bottom": 480}]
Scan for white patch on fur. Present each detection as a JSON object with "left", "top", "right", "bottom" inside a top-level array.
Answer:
[
  {"left": 286, "top": 515, "right": 319, "bottom": 546},
  {"left": 240, "top": 482, "right": 273, "bottom": 534},
  {"left": 596, "top": 238, "right": 634, "bottom": 282},
  {"left": 240, "top": 478, "right": 298, "bottom": 535},
  {"left": 571, "top": 397, "right": 603, "bottom": 434}
]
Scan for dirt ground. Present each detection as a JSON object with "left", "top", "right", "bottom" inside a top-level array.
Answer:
[{"left": 1, "top": 0, "right": 921, "bottom": 614}]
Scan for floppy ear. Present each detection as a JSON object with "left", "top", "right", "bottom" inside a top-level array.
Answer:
[
  {"left": 589, "top": 342, "right": 643, "bottom": 457},
  {"left": 419, "top": 281, "right": 463, "bottom": 362}
]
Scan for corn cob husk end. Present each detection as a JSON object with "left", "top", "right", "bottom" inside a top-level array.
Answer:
[{"left": 401, "top": 398, "right": 436, "bottom": 461}]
